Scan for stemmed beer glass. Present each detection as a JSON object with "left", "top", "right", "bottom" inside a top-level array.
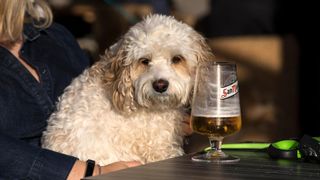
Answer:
[{"left": 191, "top": 61, "right": 242, "bottom": 162}]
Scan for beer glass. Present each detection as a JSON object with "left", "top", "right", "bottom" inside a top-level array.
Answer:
[{"left": 191, "top": 61, "right": 241, "bottom": 162}]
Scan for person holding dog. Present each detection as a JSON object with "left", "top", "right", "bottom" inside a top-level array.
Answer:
[{"left": 0, "top": 0, "right": 141, "bottom": 179}]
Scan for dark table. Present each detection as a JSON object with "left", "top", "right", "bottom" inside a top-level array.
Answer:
[{"left": 85, "top": 150, "right": 320, "bottom": 180}]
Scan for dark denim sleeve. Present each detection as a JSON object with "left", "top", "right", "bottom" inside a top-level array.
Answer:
[{"left": 0, "top": 132, "right": 77, "bottom": 179}]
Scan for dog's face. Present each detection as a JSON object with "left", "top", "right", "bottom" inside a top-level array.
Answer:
[
  {"left": 103, "top": 15, "right": 214, "bottom": 113},
  {"left": 131, "top": 43, "right": 194, "bottom": 110}
]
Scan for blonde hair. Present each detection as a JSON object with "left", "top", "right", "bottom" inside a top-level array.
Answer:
[{"left": 0, "top": 0, "right": 53, "bottom": 43}]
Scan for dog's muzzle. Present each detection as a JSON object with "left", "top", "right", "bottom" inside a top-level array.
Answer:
[{"left": 152, "top": 79, "right": 169, "bottom": 93}]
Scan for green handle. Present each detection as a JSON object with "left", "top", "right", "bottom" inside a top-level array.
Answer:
[
  {"left": 204, "top": 143, "right": 270, "bottom": 152},
  {"left": 204, "top": 137, "right": 319, "bottom": 152},
  {"left": 223, "top": 143, "right": 270, "bottom": 149}
]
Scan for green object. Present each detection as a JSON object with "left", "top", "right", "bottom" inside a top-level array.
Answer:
[
  {"left": 271, "top": 140, "right": 299, "bottom": 150},
  {"left": 204, "top": 143, "right": 270, "bottom": 152},
  {"left": 204, "top": 137, "right": 320, "bottom": 160},
  {"left": 314, "top": 137, "right": 320, "bottom": 142},
  {"left": 222, "top": 143, "right": 270, "bottom": 149}
]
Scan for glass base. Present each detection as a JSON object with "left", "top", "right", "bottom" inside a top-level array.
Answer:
[{"left": 192, "top": 150, "right": 240, "bottom": 163}]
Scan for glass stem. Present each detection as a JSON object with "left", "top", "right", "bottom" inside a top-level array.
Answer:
[{"left": 209, "top": 136, "right": 222, "bottom": 152}]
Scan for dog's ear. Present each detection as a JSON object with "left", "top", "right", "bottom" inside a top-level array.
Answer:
[
  {"left": 192, "top": 33, "right": 215, "bottom": 64},
  {"left": 102, "top": 39, "right": 137, "bottom": 114},
  {"left": 185, "top": 33, "right": 214, "bottom": 108}
]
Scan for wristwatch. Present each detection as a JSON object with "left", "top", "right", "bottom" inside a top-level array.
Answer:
[{"left": 84, "top": 159, "right": 95, "bottom": 177}]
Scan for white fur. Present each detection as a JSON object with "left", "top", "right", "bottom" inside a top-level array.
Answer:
[{"left": 42, "top": 14, "right": 213, "bottom": 165}]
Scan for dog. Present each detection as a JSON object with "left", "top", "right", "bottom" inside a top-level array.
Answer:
[{"left": 42, "top": 14, "right": 214, "bottom": 165}]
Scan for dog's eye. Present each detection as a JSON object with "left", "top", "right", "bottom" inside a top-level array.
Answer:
[
  {"left": 172, "top": 55, "right": 184, "bottom": 64},
  {"left": 140, "top": 58, "right": 150, "bottom": 65}
]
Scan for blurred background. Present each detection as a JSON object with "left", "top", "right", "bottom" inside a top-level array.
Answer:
[{"left": 47, "top": 0, "right": 319, "bottom": 152}]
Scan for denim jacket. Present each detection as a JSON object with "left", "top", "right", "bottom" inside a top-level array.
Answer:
[{"left": 0, "top": 23, "right": 90, "bottom": 179}]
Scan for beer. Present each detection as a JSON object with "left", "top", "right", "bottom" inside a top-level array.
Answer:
[{"left": 191, "top": 116, "right": 241, "bottom": 137}]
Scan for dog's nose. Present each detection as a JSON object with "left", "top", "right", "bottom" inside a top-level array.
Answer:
[{"left": 152, "top": 79, "right": 169, "bottom": 93}]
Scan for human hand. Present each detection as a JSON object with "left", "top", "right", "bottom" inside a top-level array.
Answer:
[
  {"left": 67, "top": 160, "right": 141, "bottom": 179},
  {"left": 98, "top": 161, "right": 141, "bottom": 174}
]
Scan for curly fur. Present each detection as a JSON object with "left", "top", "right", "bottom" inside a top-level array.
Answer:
[{"left": 42, "top": 14, "right": 214, "bottom": 165}]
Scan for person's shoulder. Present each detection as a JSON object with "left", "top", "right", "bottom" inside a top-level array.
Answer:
[
  {"left": 44, "top": 22, "right": 81, "bottom": 48},
  {"left": 45, "top": 22, "right": 74, "bottom": 38},
  {"left": 43, "top": 22, "right": 91, "bottom": 67}
]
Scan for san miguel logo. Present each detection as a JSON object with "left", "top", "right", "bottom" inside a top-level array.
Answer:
[{"left": 220, "top": 81, "right": 239, "bottom": 100}]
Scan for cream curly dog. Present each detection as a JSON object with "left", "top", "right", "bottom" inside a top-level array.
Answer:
[{"left": 42, "top": 14, "right": 213, "bottom": 165}]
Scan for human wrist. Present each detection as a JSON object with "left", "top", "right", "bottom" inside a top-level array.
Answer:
[
  {"left": 67, "top": 160, "right": 87, "bottom": 180},
  {"left": 93, "top": 164, "right": 101, "bottom": 176}
]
